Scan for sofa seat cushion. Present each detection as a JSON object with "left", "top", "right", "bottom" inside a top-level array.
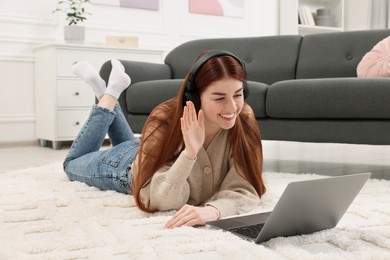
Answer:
[
  {"left": 245, "top": 81, "right": 268, "bottom": 118},
  {"left": 266, "top": 78, "right": 390, "bottom": 119},
  {"left": 126, "top": 79, "right": 183, "bottom": 114},
  {"left": 126, "top": 79, "right": 269, "bottom": 118}
]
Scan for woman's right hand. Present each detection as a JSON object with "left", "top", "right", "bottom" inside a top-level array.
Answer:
[{"left": 181, "top": 101, "right": 205, "bottom": 160}]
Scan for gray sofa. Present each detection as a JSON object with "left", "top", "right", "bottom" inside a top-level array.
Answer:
[{"left": 100, "top": 29, "right": 390, "bottom": 145}]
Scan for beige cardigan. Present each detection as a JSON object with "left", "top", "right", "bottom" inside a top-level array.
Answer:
[{"left": 136, "top": 130, "right": 260, "bottom": 218}]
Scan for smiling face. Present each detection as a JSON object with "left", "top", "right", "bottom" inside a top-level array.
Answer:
[{"left": 200, "top": 77, "right": 244, "bottom": 136}]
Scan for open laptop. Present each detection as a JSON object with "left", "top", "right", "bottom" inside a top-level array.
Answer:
[{"left": 207, "top": 172, "right": 371, "bottom": 243}]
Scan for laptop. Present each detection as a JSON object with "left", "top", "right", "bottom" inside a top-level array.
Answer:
[{"left": 206, "top": 172, "right": 371, "bottom": 243}]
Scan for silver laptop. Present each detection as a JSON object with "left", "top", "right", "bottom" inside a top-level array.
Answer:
[{"left": 207, "top": 172, "right": 371, "bottom": 243}]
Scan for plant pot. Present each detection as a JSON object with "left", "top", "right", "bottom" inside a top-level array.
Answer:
[{"left": 64, "top": 25, "right": 85, "bottom": 44}]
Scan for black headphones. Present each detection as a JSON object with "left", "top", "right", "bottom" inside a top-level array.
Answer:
[{"left": 183, "top": 50, "right": 248, "bottom": 111}]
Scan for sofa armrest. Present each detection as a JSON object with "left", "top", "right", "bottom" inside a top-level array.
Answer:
[
  {"left": 99, "top": 60, "right": 172, "bottom": 116},
  {"left": 99, "top": 60, "right": 172, "bottom": 85},
  {"left": 100, "top": 60, "right": 172, "bottom": 120}
]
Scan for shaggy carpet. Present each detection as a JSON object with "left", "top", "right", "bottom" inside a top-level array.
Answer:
[{"left": 0, "top": 162, "right": 389, "bottom": 259}]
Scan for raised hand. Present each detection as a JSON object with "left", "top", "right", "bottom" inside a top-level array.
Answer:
[{"left": 181, "top": 101, "right": 205, "bottom": 160}]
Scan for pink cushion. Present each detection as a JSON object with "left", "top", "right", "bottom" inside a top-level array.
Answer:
[{"left": 357, "top": 36, "right": 390, "bottom": 77}]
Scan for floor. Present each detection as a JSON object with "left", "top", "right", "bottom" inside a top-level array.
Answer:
[
  {"left": 262, "top": 140, "right": 390, "bottom": 180},
  {"left": 1, "top": 140, "right": 389, "bottom": 180}
]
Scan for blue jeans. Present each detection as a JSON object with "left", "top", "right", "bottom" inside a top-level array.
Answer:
[{"left": 63, "top": 104, "right": 140, "bottom": 194}]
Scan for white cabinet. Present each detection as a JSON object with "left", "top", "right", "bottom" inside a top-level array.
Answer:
[
  {"left": 34, "top": 44, "right": 163, "bottom": 149},
  {"left": 280, "top": 0, "right": 345, "bottom": 35}
]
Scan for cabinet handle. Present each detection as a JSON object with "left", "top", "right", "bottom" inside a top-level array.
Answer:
[
  {"left": 75, "top": 121, "right": 80, "bottom": 126},
  {"left": 74, "top": 91, "right": 80, "bottom": 96}
]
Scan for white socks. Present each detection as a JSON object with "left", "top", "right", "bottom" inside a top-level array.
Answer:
[
  {"left": 72, "top": 59, "right": 131, "bottom": 99},
  {"left": 105, "top": 59, "right": 131, "bottom": 99},
  {"left": 72, "top": 61, "right": 106, "bottom": 98}
]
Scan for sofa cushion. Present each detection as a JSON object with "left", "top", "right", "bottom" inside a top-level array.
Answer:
[
  {"left": 165, "top": 35, "right": 302, "bottom": 85},
  {"left": 125, "top": 79, "right": 183, "bottom": 113},
  {"left": 296, "top": 30, "right": 390, "bottom": 79},
  {"left": 266, "top": 78, "right": 390, "bottom": 119},
  {"left": 357, "top": 36, "right": 390, "bottom": 77},
  {"left": 126, "top": 79, "right": 269, "bottom": 118},
  {"left": 245, "top": 81, "right": 268, "bottom": 118}
]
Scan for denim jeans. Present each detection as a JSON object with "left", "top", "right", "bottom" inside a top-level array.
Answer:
[{"left": 63, "top": 104, "right": 140, "bottom": 194}]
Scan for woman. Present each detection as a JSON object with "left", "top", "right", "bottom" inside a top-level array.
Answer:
[{"left": 63, "top": 50, "right": 266, "bottom": 229}]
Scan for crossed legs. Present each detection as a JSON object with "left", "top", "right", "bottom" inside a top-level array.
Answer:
[{"left": 63, "top": 60, "right": 139, "bottom": 194}]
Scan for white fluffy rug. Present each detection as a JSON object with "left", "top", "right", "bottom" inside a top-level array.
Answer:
[{"left": 0, "top": 162, "right": 389, "bottom": 259}]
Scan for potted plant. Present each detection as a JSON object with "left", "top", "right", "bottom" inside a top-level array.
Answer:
[{"left": 53, "top": 0, "right": 91, "bottom": 44}]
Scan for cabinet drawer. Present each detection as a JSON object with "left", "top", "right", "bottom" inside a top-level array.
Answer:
[
  {"left": 56, "top": 50, "right": 106, "bottom": 77},
  {"left": 57, "top": 79, "right": 95, "bottom": 107},
  {"left": 57, "top": 110, "right": 90, "bottom": 138}
]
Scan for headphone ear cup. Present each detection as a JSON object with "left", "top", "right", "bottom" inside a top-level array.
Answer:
[
  {"left": 183, "top": 80, "right": 192, "bottom": 106},
  {"left": 184, "top": 79, "right": 201, "bottom": 111},
  {"left": 191, "top": 92, "right": 201, "bottom": 112},
  {"left": 184, "top": 91, "right": 192, "bottom": 103},
  {"left": 185, "top": 91, "right": 201, "bottom": 112}
]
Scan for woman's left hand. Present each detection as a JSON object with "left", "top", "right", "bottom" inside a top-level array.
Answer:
[{"left": 164, "top": 204, "right": 220, "bottom": 229}]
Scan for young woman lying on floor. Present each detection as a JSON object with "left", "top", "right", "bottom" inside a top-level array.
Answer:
[{"left": 63, "top": 50, "right": 265, "bottom": 228}]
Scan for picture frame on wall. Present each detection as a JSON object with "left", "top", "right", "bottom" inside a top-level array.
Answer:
[
  {"left": 91, "top": 0, "right": 159, "bottom": 11},
  {"left": 189, "top": 0, "right": 245, "bottom": 18}
]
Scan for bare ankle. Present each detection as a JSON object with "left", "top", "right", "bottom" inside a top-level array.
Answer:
[{"left": 97, "top": 94, "right": 117, "bottom": 111}]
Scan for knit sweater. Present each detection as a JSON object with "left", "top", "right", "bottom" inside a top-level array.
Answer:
[{"left": 135, "top": 129, "right": 260, "bottom": 218}]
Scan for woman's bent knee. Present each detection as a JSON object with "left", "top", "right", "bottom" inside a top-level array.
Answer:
[{"left": 63, "top": 160, "right": 72, "bottom": 180}]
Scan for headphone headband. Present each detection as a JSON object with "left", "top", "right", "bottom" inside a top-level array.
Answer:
[{"left": 186, "top": 50, "right": 246, "bottom": 92}]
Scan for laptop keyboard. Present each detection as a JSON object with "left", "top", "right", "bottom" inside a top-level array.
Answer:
[{"left": 228, "top": 223, "right": 265, "bottom": 239}]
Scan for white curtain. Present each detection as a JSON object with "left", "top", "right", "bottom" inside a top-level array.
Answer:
[{"left": 370, "top": 0, "right": 390, "bottom": 29}]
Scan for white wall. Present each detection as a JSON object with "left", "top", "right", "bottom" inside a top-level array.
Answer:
[
  {"left": 0, "top": 0, "right": 279, "bottom": 143},
  {"left": 344, "top": 0, "right": 371, "bottom": 31}
]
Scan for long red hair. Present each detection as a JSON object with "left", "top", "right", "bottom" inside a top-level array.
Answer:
[{"left": 133, "top": 51, "right": 265, "bottom": 213}]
